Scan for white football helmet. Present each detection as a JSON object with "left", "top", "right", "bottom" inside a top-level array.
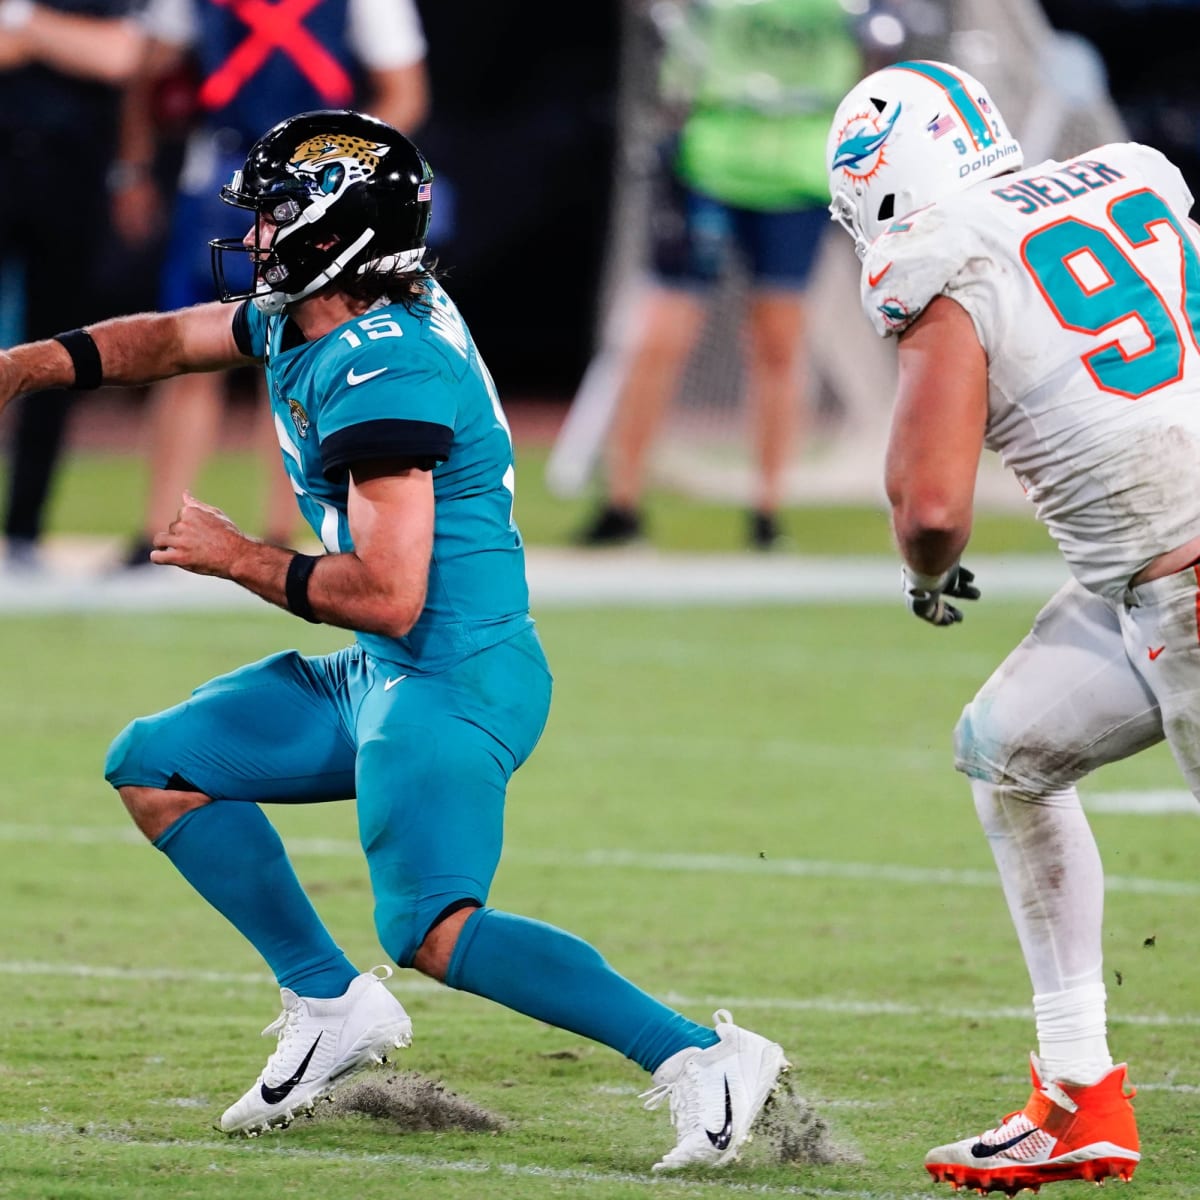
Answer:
[{"left": 826, "top": 60, "right": 1023, "bottom": 258}]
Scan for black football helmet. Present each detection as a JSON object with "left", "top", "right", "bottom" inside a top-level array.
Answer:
[{"left": 211, "top": 109, "right": 433, "bottom": 313}]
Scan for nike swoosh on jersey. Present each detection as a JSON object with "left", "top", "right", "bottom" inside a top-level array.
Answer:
[
  {"left": 969, "top": 1127, "right": 1038, "bottom": 1158},
  {"left": 705, "top": 1075, "right": 734, "bottom": 1149},
  {"left": 384, "top": 675, "right": 408, "bottom": 691},
  {"left": 868, "top": 262, "right": 893, "bottom": 287},
  {"left": 259, "top": 1033, "right": 322, "bottom": 1105},
  {"left": 1148, "top": 645, "right": 1166, "bottom": 660},
  {"left": 346, "top": 366, "right": 388, "bottom": 386}
]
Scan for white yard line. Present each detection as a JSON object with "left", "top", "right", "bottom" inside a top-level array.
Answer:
[
  {"left": 2, "top": 821, "right": 1195, "bottom": 896},
  {"left": 1085, "top": 791, "right": 1198, "bottom": 815}
]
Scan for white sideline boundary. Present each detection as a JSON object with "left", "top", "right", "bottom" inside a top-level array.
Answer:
[{"left": 0, "top": 544, "right": 1069, "bottom": 613}]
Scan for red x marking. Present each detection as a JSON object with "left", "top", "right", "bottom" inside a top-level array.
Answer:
[{"left": 199, "top": 0, "right": 354, "bottom": 112}]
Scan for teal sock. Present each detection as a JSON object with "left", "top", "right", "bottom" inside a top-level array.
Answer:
[
  {"left": 444, "top": 907, "right": 717, "bottom": 1072},
  {"left": 154, "top": 802, "right": 357, "bottom": 998}
]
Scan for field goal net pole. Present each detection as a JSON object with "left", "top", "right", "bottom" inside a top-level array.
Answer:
[
  {"left": 547, "top": 0, "right": 1127, "bottom": 510},
  {"left": 545, "top": 0, "right": 660, "bottom": 499}
]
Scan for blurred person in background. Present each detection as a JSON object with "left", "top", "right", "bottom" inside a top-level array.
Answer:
[
  {"left": 0, "top": 0, "right": 147, "bottom": 571},
  {"left": 112, "top": 0, "right": 428, "bottom": 568},
  {"left": 577, "top": 0, "right": 862, "bottom": 551},
  {"left": 825, "top": 57, "right": 1200, "bottom": 1192}
]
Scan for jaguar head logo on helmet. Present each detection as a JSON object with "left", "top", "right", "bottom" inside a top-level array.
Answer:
[
  {"left": 211, "top": 110, "right": 434, "bottom": 314},
  {"left": 826, "top": 60, "right": 1023, "bottom": 259},
  {"left": 285, "top": 133, "right": 393, "bottom": 199}
]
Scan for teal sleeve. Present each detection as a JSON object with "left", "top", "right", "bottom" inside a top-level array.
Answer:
[{"left": 316, "top": 356, "right": 456, "bottom": 480}]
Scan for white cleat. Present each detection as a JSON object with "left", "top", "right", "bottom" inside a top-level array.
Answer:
[
  {"left": 641, "top": 1009, "right": 789, "bottom": 1170},
  {"left": 219, "top": 965, "right": 413, "bottom": 1136}
]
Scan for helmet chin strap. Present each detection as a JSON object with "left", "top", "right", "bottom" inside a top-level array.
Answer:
[{"left": 252, "top": 228, "right": 376, "bottom": 314}]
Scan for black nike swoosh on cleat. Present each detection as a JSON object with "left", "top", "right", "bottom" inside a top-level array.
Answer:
[
  {"left": 260, "top": 1033, "right": 322, "bottom": 1105},
  {"left": 705, "top": 1075, "right": 734, "bottom": 1150},
  {"left": 969, "top": 1127, "right": 1038, "bottom": 1158}
]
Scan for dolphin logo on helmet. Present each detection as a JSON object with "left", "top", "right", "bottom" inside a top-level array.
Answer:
[
  {"left": 831, "top": 105, "right": 902, "bottom": 178},
  {"left": 826, "top": 61, "right": 1023, "bottom": 259}
]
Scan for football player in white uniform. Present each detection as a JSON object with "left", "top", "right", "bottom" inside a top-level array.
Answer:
[{"left": 827, "top": 60, "right": 1200, "bottom": 1193}]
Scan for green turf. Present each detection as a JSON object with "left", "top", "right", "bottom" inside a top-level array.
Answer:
[
  {"left": 29, "top": 443, "right": 1056, "bottom": 556},
  {"left": 0, "top": 599, "right": 1196, "bottom": 1198}
]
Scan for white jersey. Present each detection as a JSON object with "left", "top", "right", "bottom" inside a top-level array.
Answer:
[{"left": 860, "top": 142, "right": 1200, "bottom": 599}]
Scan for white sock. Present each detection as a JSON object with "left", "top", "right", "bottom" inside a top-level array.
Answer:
[
  {"left": 971, "top": 779, "right": 1115, "bottom": 1083},
  {"left": 971, "top": 779, "right": 1106, "bottom": 992},
  {"left": 1034, "top": 983, "right": 1113, "bottom": 1085}
]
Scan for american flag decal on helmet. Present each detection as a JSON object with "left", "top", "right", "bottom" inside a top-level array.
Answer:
[
  {"left": 417, "top": 182, "right": 432, "bottom": 201},
  {"left": 926, "top": 113, "right": 956, "bottom": 139}
]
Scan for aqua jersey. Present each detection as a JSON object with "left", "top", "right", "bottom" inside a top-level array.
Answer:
[
  {"left": 666, "top": 0, "right": 861, "bottom": 209},
  {"left": 235, "top": 282, "right": 532, "bottom": 673}
]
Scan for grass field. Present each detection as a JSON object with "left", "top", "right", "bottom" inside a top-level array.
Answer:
[
  {"left": 0, "top": 444, "right": 1193, "bottom": 1196},
  {"left": 2, "top": 585, "right": 1198, "bottom": 1198}
]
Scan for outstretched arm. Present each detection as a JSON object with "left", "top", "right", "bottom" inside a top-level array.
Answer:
[{"left": 0, "top": 302, "right": 253, "bottom": 414}]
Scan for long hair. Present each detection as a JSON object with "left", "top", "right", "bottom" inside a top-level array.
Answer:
[{"left": 337, "top": 258, "right": 443, "bottom": 315}]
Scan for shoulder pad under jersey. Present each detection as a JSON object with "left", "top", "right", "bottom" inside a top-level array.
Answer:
[{"left": 858, "top": 201, "right": 988, "bottom": 338}]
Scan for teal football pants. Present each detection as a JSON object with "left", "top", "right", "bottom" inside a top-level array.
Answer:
[{"left": 106, "top": 628, "right": 553, "bottom": 965}]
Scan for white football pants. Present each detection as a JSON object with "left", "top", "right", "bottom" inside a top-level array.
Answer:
[{"left": 955, "top": 570, "right": 1200, "bottom": 996}]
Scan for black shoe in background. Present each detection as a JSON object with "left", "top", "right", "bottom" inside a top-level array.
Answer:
[
  {"left": 5, "top": 536, "right": 43, "bottom": 574},
  {"left": 748, "top": 510, "right": 782, "bottom": 551},
  {"left": 122, "top": 536, "right": 157, "bottom": 570},
  {"left": 576, "top": 504, "right": 643, "bottom": 546}
]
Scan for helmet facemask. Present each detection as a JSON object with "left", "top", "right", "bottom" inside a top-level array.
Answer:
[{"left": 211, "top": 177, "right": 388, "bottom": 314}]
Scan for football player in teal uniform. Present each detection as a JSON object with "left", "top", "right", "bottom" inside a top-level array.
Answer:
[{"left": 0, "top": 110, "right": 787, "bottom": 1168}]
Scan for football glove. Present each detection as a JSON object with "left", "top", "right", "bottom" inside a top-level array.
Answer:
[{"left": 901, "top": 563, "right": 980, "bottom": 627}]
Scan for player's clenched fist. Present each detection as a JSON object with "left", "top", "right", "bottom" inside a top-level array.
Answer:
[{"left": 151, "top": 490, "right": 247, "bottom": 577}]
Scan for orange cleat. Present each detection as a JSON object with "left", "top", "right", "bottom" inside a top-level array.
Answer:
[{"left": 925, "top": 1055, "right": 1139, "bottom": 1195}]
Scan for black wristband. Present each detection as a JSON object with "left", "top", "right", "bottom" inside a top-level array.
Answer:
[
  {"left": 52, "top": 328, "right": 103, "bottom": 391},
  {"left": 285, "top": 553, "right": 321, "bottom": 623}
]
